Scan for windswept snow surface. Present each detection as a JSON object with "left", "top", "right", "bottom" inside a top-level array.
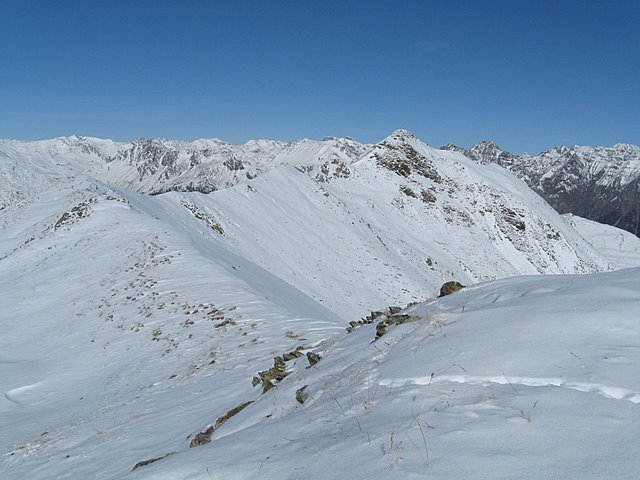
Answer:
[
  {"left": 564, "top": 213, "right": 640, "bottom": 269},
  {"left": 0, "top": 177, "right": 344, "bottom": 479},
  {"left": 2, "top": 213, "right": 639, "bottom": 480},
  {"left": 0, "top": 136, "right": 117, "bottom": 211},
  {"left": 1, "top": 130, "right": 639, "bottom": 479}
]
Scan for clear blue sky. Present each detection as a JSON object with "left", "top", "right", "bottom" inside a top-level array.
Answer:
[{"left": 1, "top": 0, "right": 638, "bottom": 153}]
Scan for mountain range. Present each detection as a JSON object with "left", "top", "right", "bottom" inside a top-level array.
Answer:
[
  {"left": 1, "top": 130, "right": 639, "bottom": 479},
  {"left": 4, "top": 132, "right": 637, "bottom": 237},
  {"left": 447, "top": 140, "right": 640, "bottom": 236}
]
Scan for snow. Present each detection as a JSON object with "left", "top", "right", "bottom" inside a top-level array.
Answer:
[
  {"left": 1, "top": 131, "right": 639, "bottom": 479},
  {"left": 564, "top": 213, "right": 640, "bottom": 269},
  {"left": 5, "top": 253, "right": 637, "bottom": 479},
  {"left": 157, "top": 136, "right": 611, "bottom": 319}
]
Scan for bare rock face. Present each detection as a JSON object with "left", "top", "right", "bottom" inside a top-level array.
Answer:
[
  {"left": 295, "top": 385, "right": 309, "bottom": 404},
  {"left": 439, "top": 281, "right": 465, "bottom": 297}
]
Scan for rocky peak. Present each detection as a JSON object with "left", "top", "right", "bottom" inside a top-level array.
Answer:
[
  {"left": 466, "top": 140, "right": 515, "bottom": 165},
  {"left": 370, "top": 132, "right": 442, "bottom": 182},
  {"left": 439, "top": 143, "right": 466, "bottom": 153},
  {"left": 386, "top": 129, "right": 417, "bottom": 142}
]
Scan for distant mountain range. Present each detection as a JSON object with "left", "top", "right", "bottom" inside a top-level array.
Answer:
[
  {"left": 444, "top": 140, "right": 640, "bottom": 236},
  {"left": 3, "top": 133, "right": 636, "bottom": 236},
  {"left": 0, "top": 132, "right": 640, "bottom": 235}
]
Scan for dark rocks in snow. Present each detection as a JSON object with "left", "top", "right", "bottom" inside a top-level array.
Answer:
[
  {"left": 295, "top": 385, "right": 309, "bottom": 404},
  {"left": 439, "top": 281, "right": 465, "bottom": 297},
  {"left": 189, "top": 426, "right": 214, "bottom": 448},
  {"left": 189, "top": 401, "right": 253, "bottom": 448},
  {"left": 306, "top": 351, "right": 321, "bottom": 367},
  {"left": 502, "top": 207, "right": 526, "bottom": 231},
  {"left": 347, "top": 306, "right": 404, "bottom": 333},
  {"left": 400, "top": 185, "right": 417, "bottom": 198},
  {"left": 282, "top": 347, "right": 304, "bottom": 362},
  {"left": 132, "top": 451, "right": 176, "bottom": 471},
  {"left": 375, "top": 314, "right": 422, "bottom": 340},
  {"left": 214, "top": 401, "right": 253, "bottom": 429},
  {"left": 256, "top": 356, "right": 289, "bottom": 393},
  {"left": 420, "top": 189, "right": 437, "bottom": 204},
  {"left": 223, "top": 157, "right": 245, "bottom": 171},
  {"left": 254, "top": 349, "right": 304, "bottom": 392}
]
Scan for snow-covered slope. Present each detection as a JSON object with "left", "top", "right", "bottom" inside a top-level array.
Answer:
[
  {"left": 0, "top": 176, "right": 345, "bottom": 479},
  {"left": 563, "top": 213, "right": 640, "bottom": 269},
  {"left": 166, "top": 130, "right": 610, "bottom": 320},
  {"left": 0, "top": 135, "right": 369, "bottom": 207},
  {"left": 1, "top": 130, "right": 638, "bottom": 479},
  {"left": 2, "top": 187, "right": 638, "bottom": 478},
  {"left": 6, "top": 134, "right": 639, "bottom": 237},
  {"left": 452, "top": 141, "right": 640, "bottom": 237},
  {"left": 0, "top": 136, "right": 117, "bottom": 212},
  {"left": 2, "top": 131, "right": 614, "bottom": 320}
]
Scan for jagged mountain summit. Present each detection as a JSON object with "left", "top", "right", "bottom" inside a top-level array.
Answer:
[{"left": 446, "top": 140, "right": 640, "bottom": 237}]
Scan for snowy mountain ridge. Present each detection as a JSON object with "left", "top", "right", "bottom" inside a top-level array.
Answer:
[
  {"left": 4, "top": 133, "right": 638, "bottom": 239},
  {"left": 1, "top": 175, "right": 638, "bottom": 478},
  {"left": 5, "top": 133, "right": 638, "bottom": 239},
  {"left": 2, "top": 130, "right": 640, "bottom": 479},
  {"left": 449, "top": 140, "right": 640, "bottom": 236},
  {"left": 93, "top": 134, "right": 368, "bottom": 194}
]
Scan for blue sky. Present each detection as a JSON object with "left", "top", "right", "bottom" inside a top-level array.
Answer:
[{"left": 1, "top": 0, "right": 638, "bottom": 152}]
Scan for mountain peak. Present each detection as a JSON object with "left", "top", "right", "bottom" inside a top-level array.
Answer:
[
  {"left": 474, "top": 139, "right": 501, "bottom": 148},
  {"left": 467, "top": 140, "right": 514, "bottom": 165},
  {"left": 387, "top": 129, "right": 417, "bottom": 141},
  {"left": 440, "top": 143, "right": 466, "bottom": 153}
]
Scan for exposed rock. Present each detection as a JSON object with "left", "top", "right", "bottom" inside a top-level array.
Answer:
[
  {"left": 375, "top": 319, "right": 393, "bottom": 339},
  {"left": 296, "top": 385, "right": 309, "bottom": 404},
  {"left": 132, "top": 451, "right": 176, "bottom": 471},
  {"left": 502, "top": 207, "right": 526, "bottom": 231},
  {"left": 262, "top": 379, "right": 275, "bottom": 392},
  {"left": 400, "top": 185, "right": 417, "bottom": 198},
  {"left": 214, "top": 401, "right": 253, "bottom": 429},
  {"left": 465, "top": 141, "right": 640, "bottom": 237},
  {"left": 306, "top": 351, "right": 321, "bottom": 366},
  {"left": 282, "top": 347, "right": 304, "bottom": 362},
  {"left": 439, "top": 281, "right": 465, "bottom": 297},
  {"left": 54, "top": 198, "right": 96, "bottom": 229},
  {"left": 347, "top": 307, "right": 403, "bottom": 333},
  {"left": 223, "top": 157, "right": 245, "bottom": 171},
  {"left": 189, "top": 401, "right": 253, "bottom": 448},
  {"left": 420, "top": 189, "right": 436, "bottom": 204},
  {"left": 375, "top": 314, "right": 422, "bottom": 340},
  {"left": 255, "top": 355, "right": 291, "bottom": 392},
  {"left": 189, "top": 426, "right": 214, "bottom": 448}
]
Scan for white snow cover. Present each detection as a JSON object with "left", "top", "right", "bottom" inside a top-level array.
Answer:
[
  {"left": 1, "top": 131, "right": 639, "bottom": 479},
  {"left": 563, "top": 213, "right": 640, "bottom": 269}
]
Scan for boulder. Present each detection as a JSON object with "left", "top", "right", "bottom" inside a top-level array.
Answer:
[{"left": 439, "top": 281, "right": 465, "bottom": 297}]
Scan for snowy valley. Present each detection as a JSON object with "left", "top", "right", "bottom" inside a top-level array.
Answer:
[{"left": 1, "top": 131, "right": 639, "bottom": 479}]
